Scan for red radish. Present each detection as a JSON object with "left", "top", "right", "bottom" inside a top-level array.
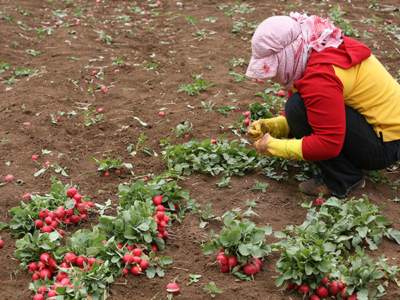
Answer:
[
  {"left": 244, "top": 119, "right": 250, "bottom": 126},
  {"left": 115, "top": 170, "right": 121, "bottom": 175},
  {"left": 152, "top": 245, "right": 158, "bottom": 252},
  {"left": 60, "top": 262, "right": 68, "bottom": 268},
  {"left": 228, "top": 256, "right": 238, "bottom": 268},
  {"left": 61, "top": 278, "right": 70, "bottom": 286},
  {"left": 65, "top": 253, "right": 77, "bottom": 264},
  {"left": 341, "top": 287, "right": 349, "bottom": 299},
  {"left": 5, "top": 174, "right": 14, "bottom": 182},
  {"left": 316, "top": 198, "right": 325, "bottom": 205},
  {"left": 92, "top": 71, "right": 97, "bottom": 75},
  {"left": 339, "top": 282, "right": 345, "bottom": 290},
  {"left": 123, "top": 254, "right": 134, "bottom": 264},
  {"left": 140, "top": 260, "right": 149, "bottom": 270},
  {"left": 158, "top": 111, "right": 165, "bottom": 116},
  {"left": 257, "top": 79, "right": 263, "bottom": 83},
  {"left": 310, "top": 296, "right": 321, "bottom": 300},
  {"left": 32, "top": 155, "right": 38, "bottom": 161},
  {"left": 39, "top": 209, "right": 48, "bottom": 219},
  {"left": 50, "top": 221, "right": 58, "bottom": 229},
  {"left": 286, "top": 282, "right": 295, "bottom": 290},
  {"left": 316, "top": 286, "right": 328, "bottom": 297},
  {"left": 244, "top": 111, "right": 250, "bottom": 117},
  {"left": 117, "top": 244, "right": 123, "bottom": 249},
  {"left": 47, "top": 290, "right": 57, "bottom": 297},
  {"left": 164, "top": 215, "right": 169, "bottom": 223},
  {"left": 22, "top": 193, "right": 31, "bottom": 198},
  {"left": 0, "top": 240, "right": 3, "bottom": 248},
  {"left": 252, "top": 257, "right": 262, "bottom": 268},
  {"left": 220, "top": 264, "right": 229, "bottom": 273},
  {"left": 328, "top": 281, "right": 341, "bottom": 295},
  {"left": 157, "top": 205, "right": 165, "bottom": 212},
  {"left": 244, "top": 263, "right": 257, "bottom": 275},
  {"left": 104, "top": 172, "right": 110, "bottom": 177},
  {"left": 66, "top": 209, "right": 74, "bottom": 216},
  {"left": 29, "top": 262, "right": 38, "bottom": 271},
  {"left": 300, "top": 285, "right": 309, "bottom": 293},
  {"left": 45, "top": 161, "right": 51, "bottom": 167},
  {"left": 64, "top": 218, "right": 71, "bottom": 225},
  {"left": 32, "top": 272, "right": 40, "bottom": 281},
  {"left": 71, "top": 215, "right": 81, "bottom": 223},
  {"left": 277, "top": 90, "right": 285, "bottom": 97},
  {"left": 97, "top": 108, "right": 103, "bottom": 113},
  {"left": 130, "top": 266, "right": 140, "bottom": 275},
  {"left": 157, "top": 211, "right": 165, "bottom": 220},
  {"left": 56, "top": 272, "right": 68, "bottom": 281},
  {"left": 122, "top": 268, "right": 129, "bottom": 275},
  {"left": 100, "top": 86, "right": 106, "bottom": 92},
  {"left": 38, "top": 261, "right": 46, "bottom": 270},
  {"left": 88, "top": 257, "right": 97, "bottom": 266},
  {"left": 40, "top": 269, "right": 51, "bottom": 280},
  {"left": 48, "top": 258, "right": 57, "bottom": 268},
  {"left": 48, "top": 212, "right": 56, "bottom": 220},
  {"left": 74, "top": 194, "right": 82, "bottom": 202},
  {"left": 184, "top": 134, "right": 189, "bottom": 138},
  {"left": 156, "top": 233, "right": 163, "bottom": 238},
  {"left": 133, "top": 256, "right": 142, "bottom": 264},
  {"left": 86, "top": 201, "right": 94, "bottom": 208},
  {"left": 38, "top": 286, "right": 46, "bottom": 294},
  {"left": 217, "top": 255, "right": 228, "bottom": 265},
  {"left": 35, "top": 220, "right": 44, "bottom": 228},
  {"left": 166, "top": 283, "right": 180, "bottom": 294},
  {"left": 43, "top": 225, "right": 52, "bottom": 233},
  {"left": 348, "top": 295, "right": 358, "bottom": 300},
  {"left": 33, "top": 295, "right": 45, "bottom": 300},
  {"left": 211, "top": 139, "right": 216, "bottom": 144},
  {"left": 67, "top": 188, "right": 77, "bottom": 197},
  {"left": 76, "top": 256, "right": 87, "bottom": 267},
  {"left": 162, "top": 231, "right": 168, "bottom": 238},
  {"left": 40, "top": 253, "right": 50, "bottom": 263},
  {"left": 322, "top": 277, "right": 329, "bottom": 285},
  {"left": 153, "top": 195, "right": 163, "bottom": 206},
  {"left": 127, "top": 245, "right": 135, "bottom": 251}
]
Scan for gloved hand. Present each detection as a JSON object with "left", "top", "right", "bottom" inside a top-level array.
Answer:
[
  {"left": 254, "top": 133, "right": 304, "bottom": 160},
  {"left": 246, "top": 116, "right": 290, "bottom": 141}
]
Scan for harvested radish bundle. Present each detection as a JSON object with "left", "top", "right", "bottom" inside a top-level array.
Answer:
[{"left": 203, "top": 212, "right": 272, "bottom": 280}]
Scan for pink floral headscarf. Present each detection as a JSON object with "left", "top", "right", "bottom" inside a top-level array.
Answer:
[{"left": 246, "top": 13, "right": 343, "bottom": 89}]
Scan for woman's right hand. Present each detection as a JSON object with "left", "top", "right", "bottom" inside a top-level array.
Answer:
[{"left": 247, "top": 120, "right": 268, "bottom": 141}]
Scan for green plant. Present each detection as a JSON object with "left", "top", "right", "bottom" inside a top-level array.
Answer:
[
  {"left": 185, "top": 16, "right": 198, "bottom": 25},
  {"left": 368, "top": 171, "right": 399, "bottom": 190},
  {"left": 178, "top": 78, "right": 217, "bottom": 96},
  {"left": 81, "top": 110, "right": 103, "bottom": 127},
  {"left": 200, "top": 100, "right": 216, "bottom": 112},
  {"left": 127, "top": 134, "right": 152, "bottom": 156},
  {"left": 192, "top": 28, "right": 206, "bottom": 41},
  {"left": 228, "top": 58, "right": 245, "bottom": 67},
  {"left": 204, "top": 282, "right": 223, "bottom": 297},
  {"left": 171, "top": 121, "right": 193, "bottom": 137},
  {"left": 216, "top": 106, "right": 238, "bottom": 116},
  {"left": 207, "top": 63, "right": 214, "bottom": 70},
  {"left": 228, "top": 71, "right": 246, "bottom": 82},
  {"left": 91, "top": 157, "right": 133, "bottom": 172},
  {"left": 2, "top": 76, "right": 19, "bottom": 85},
  {"left": 187, "top": 274, "right": 201, "bottom": 285},
  {"left": 251, "top": 179, "right": 269, "bottom": 193},
  {"left": 2, "top": 137, "right": 9, "bottom": 145},
  {"left": 216, "top": 175, "right": 231, "bottom": 188},
  {"left": 70, "top": 56, "right": 80, "bottom": 61},
  {"left": 12, "top": 41, "right": 19, "bottom": 48}
]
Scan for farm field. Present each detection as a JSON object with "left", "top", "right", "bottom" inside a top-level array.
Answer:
[{"left": 0, "top": 0, "right": 400, "bottom": 299}]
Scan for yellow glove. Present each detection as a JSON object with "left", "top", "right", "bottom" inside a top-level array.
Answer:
[
  {"left": 254, "top": 133, "right": 304, "bottom": 160},
  {"left": 247, "top": 116, "right": 290, "bottom": 141}
]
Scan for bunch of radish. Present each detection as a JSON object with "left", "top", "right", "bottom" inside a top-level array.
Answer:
[
  {"left": 34, "top": 187, "right": 93, "bottom": 233},
  {"left": 152, "top": 195, "right": 170, "bottom": 240},
  {"left": 121, "top": 247, "right": 150, "bottom": 275},
  {"left": 216, "top": 249, "right": 263, "bottom": 279},
  {"left": 286, "top": 278, "right": 358, "bottom": 300}
]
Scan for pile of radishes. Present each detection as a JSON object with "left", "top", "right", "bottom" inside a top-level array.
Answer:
[
  {"left": 286, "top": 278, "right": 358, "bottom": 300},
  {"left": 33, "top": 187, "right": 93, "bottom": 233},
  {"left": 216, "top": 249, "right": 263, "bottom": 278},
  {"left": 152, "top": 195, "right": 171, "bottom": 241},
  {"left": 121, "top": 247, "right": 150, "bottom": 275}
]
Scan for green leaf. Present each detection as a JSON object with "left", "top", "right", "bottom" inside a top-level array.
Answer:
[
  {"left": 203, "top": 244, "right": 214, "bottom": 256},
  {"left": 228, "top": 230, "right": 241, "bottom": 245},
  {"left": 238, "top": 243, "right": 250, "bottom": 256},
  {"left": 356, "top": 227, "right": 368, "bottom": 238},
  {"left": 275, "top": 275, "right": 285, "bottom": 287}
]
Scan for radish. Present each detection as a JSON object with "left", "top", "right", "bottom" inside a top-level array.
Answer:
[
  {"left": 104, "top": 172, "right": 110, "bottom": 177},
  {"left": 76, "top": 256, "right": 87, "bottom": 267},
  {"left": 92, "top": 71, "right": 97, "bottom": 75},
  {"left": 341, "top": 287, "right": 349, "bottom": 299},
  {"left": 47, "top": 290, "right": 57, "bottom": 297},
  {"left": 299, "top": 285, "right": 309, "bottom": 293},
  {"left": 32, "top": 272, "right": 40, "bottom": 281},
  {"left": 39, "top": 209, "right": 49, "bottom": 219},
  {"left": 164, "top": 215, "right": 169, "bottom": 223},
  {"left": 217, "top": 255, "right": 228, "bottom": 265},
  {"left": 32, "top": 155, "right": 38, "bottom": 160},
  {"left": 211, "top": 139, "right": 216, "bottom": 144},
  {"left": 257, "top": 79, "right": 263, "bottom": 83},
  {"left": 48, "top": 258, "right": 57, "bottom": 268},
  {"left": 316, "top": 198, "right": 325, "bottom": 205},
  {"left": 65, "top": 253, "right": 77, "bottom": 264},
  {"left": 29, "top": 262, "right": 38, "bottom": 271},
  {"left": 133, "top": 248, "right": 142, "bottom": 257},
  {"left": 140, "top": 260, "right": 149, "bottom": 270},
  {"left": 316, "top": 286, "right": 328, "bottom": 297},
  {"left": 42, "top": 226, "right": 52, "bottom": 233},
  {"left": 64, "top": 218, "right": 71, "bottom": 225},
  {"left": 310, "top": 296, "right": 320, "bottom": 300},
  {"left": 35, "top": 220, "right": 43, "bottom": 228},
  {"left": 40, "top": 253, "right": 50, "bottom": 263},
  {"left": 97, "top": 108, "right": 103, "bottom": 113},
  {"left": 0, "top": 239, "right": 3, "bottom": 248},
  {"left": 123, "top": 254, "right": 133, "bottom": 264},
  {"left": 117, "top": 244, "right": 123, "bottom": 249},
  {"left": 22, "top": 193, "right": 31, "bottom": 198},
  {"left": 115, "top": 170, "right": 121, "bottom": 175},
  {"left": 152, "top": 245, "right": 158, "bottom": 252},
  {"left": 228, "top": 256, "right": 238, "bottom": 269},
  {"left": 130, "top": 266, "right": 140, "bottom": 275},
  {"left": 220, "top": 265, "right": 229, "bottom": 273},
  {"left": 5, "top": 174, "right": 14, "bottom": 182},
  {"left": 33, "top": 294, "right": 45, "bottom": 300},
  {"left": 66, "top": 209, "right": 74, "bottom": 216},
  {"left": 244, "top": 263, "right": 257, "bottom": 275},
  {"left": 158, "top": 111, "right": 165, "bottom": 116},
  {"left": 244, "top": 111, "right": 250, "bottom": 117},
  {"left": 126, "top": 245, "right": 135, "bottom": 251},
  {"left": 244, "top": 119, "right": 250, "bottom": 126},
  {"left": 44, "top": 217, "right": 52, "bottom": 224},
  {"left": 50, "top": 221, "right": 58, "bottom": 229},
  {"left": 86, "top": 201, "right": 94, "bottom": 208},
  {"left": 38, "top": 261, "right": 46, "bottom": 270},
  {"left": 339, "top": 282, "right": 345, "bottom": 290},
  {"left": 162, "top": 231, "right": 168, "bottom": 238},
  {"left": 156, "top": 233, "right": 163, "bottom": 238},
  {"left": 157, "top": 205, "right": 165, "bottom": 212},
  {"left": 133, "top": 256, "right": 141, "bottom": 264},
  {"left": 286, "top": 282, "right": 295, "bottom": 290},
  {"left": 166, "top": 283, "right": 180, "bottom": 294},
  {"left": 74, "top": 194, "right": 82, "bottom": 202},
  {"left": 100, "top": 86, "right": 106, "bottom": 92},
  {"left": 321, "top": 277, "right": 329, "bottom": 285},
  {"left": 67, "top": 188, "right": 77, "bottom": 197},
  {"left": 60, "top": 262, "right": 68, "bottom": 268},
  {"left": 40, "top": 269, "right": 51, "bottom": 280},
  {"left": 277, "top": 90, "right": 285, "bottom": 97},
  {"left": 153, "top": 196, "right": 163, "bottom": 206},
  {"left": 38, "top": 286, "right": 46, "bottom": 294},
  {"left": 45, "top": 161, "right": 51, "bottom": 167},
  {"left": 252, "top": 257, "right": 262, "bottom": 268},
  {"left": 61, "top": 278, "right": 70, "bottom": 286},
  {"left": 157, "top": 211, "right": 165, "bottom": 220},
  {"left": 57, "top": 272, "right": 68, "bottom": 281},
  {"left": 348, "top": 295, "right": 358, "bottom": 300},
  {"left": 328, "top": 281, "right": 341, "bottom": 295}
]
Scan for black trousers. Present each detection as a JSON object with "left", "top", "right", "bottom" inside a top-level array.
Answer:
[{"left": 285, "top": 92, "right": 400, "bottom": 197}]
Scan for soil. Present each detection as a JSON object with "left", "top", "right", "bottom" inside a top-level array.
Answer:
[{"left": 0, "top": 0, "right": 399, "bottom": 299}]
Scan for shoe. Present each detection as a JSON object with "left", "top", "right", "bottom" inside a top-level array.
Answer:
[
  {"left": 299, "top": 174, "right": 331, "bottom": 197},
  {"left": 299, "top": 175, "right": 366, "bottom": 197}
]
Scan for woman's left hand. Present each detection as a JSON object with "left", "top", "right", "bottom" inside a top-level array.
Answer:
[{"left": 254, "top": 133, "right": 274, "bottom": 156}]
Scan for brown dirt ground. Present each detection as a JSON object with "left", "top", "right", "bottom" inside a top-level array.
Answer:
[{"left": 0, "top": 0, "right": 399, "bottom": 299}]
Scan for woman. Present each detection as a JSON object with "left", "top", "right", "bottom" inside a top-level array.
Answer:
[{"left": 246, "top": 13, "right": 400, "bottom": 198}]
